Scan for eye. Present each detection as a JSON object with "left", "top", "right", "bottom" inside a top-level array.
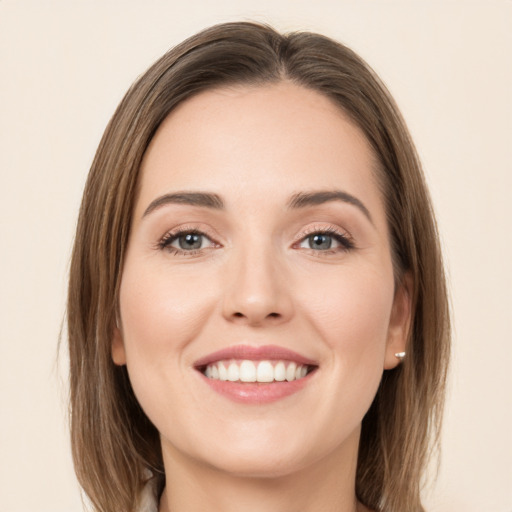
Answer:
[
  {"left": 298, "top": 230, "right": 354, "bottom": 252},
  {"left": 158, "top": 229, "right": 217, "bottom": 255},
  {"left": 172, "top": 232, "right": 207, "bottom": 250},
  {"left": 301, "top": 233, "right": 334, "bottom": 250}
]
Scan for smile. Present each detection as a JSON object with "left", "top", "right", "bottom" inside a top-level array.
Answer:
[
  {"left": 194, "top": 345, "right": 318, "bottom": 403},
  {"left": 204, "top": 360, "right": 311, "bottom": 382}
]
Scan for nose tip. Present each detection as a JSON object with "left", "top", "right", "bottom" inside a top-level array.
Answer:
[{"left": 222, "top": 251, "right": 293, "bottom": 327}]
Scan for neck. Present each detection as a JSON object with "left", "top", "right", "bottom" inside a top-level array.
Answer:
[{"left": 158, "top": 428, "right": 369, "bottom": 512}]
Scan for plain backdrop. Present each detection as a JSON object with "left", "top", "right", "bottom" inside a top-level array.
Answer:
[{"left": 1, "top": 1, "right": 511, "bottom": 511}]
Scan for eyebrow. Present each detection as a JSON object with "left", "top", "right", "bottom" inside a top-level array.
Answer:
[
  {"left": 287, "top": 190, "right": 373, "bottom": 223},
  {"left": 142, "top": 192, "right": 224, "bottom": 218},
  {"left": 142, "top": 189, "right": 372, "bottom": 223}
]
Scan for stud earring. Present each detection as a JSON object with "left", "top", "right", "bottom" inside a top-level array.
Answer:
[{"left": 394, "top": 351, "right": 406, "bottom": 361}]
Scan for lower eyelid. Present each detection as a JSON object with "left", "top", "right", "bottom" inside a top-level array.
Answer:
[{"left": 304, "top": 237, "right": 352, "bottom": 251}]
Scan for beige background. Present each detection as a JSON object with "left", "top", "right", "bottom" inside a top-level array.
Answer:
[{"left": 1, "top": 1, "right": 511, "bottom": 511}]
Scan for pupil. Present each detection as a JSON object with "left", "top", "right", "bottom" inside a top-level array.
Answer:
[
  {"left": 179, "top": 233, "right": 202, "bottom": 250},
  {"left": 310, "top": 234, "right": 331, "bottom": 250}
]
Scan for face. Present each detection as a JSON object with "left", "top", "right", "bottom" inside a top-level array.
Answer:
[{"left": 113, "top": 82, "right": 410, "bottom": 478}]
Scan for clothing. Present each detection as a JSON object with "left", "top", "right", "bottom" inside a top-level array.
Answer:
[{"left": 138, "top": 477, "right": 159, "bottom": 512}]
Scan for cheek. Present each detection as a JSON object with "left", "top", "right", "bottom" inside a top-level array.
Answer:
[
  {"left": 301, "top": 265, "right": 395, "bottom": 366},
  {"left": 276, "top": 265, "right": 396, "bottom": 454},
  {"left": 118, "top": 258, "right": 217, "bottom": 364},
  {"left": 117, "top": 259, "right": 219, "bottom": 433}
]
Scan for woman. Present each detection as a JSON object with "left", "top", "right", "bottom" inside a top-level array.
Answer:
[{"left": 67, "top": 22, "right": 450, "bottom": 512}]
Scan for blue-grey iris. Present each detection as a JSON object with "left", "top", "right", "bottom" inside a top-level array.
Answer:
[
  {"left": 309, "top": 234, "right": 332, "bottom": 250},
  {"left": 179, "top": 233, "right": 202, "bottom": 250}
]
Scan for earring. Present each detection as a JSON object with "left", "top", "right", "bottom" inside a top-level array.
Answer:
[{"left": 394, "top": 351, "right": 406, "bottom": 361}]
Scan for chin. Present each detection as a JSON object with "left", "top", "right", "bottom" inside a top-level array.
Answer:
[
  {"left": 166, "top": 419, "right": 359, "bottom": 481},
  {"left": 202, "top": 447, "right": 315, "bottom": 479}
]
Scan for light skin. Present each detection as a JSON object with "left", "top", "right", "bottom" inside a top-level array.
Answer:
[{"left": 112, "top": 82, "right": 411, "bottom": 512}]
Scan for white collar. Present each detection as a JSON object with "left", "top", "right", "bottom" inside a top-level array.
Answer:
[{"left": 137, "top": 477, "right": 159, "bottom": 512}]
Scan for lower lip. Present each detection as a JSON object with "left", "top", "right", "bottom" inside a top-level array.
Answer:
[{"left": 199, "top": 372, "right": 314, "bottom": 404}]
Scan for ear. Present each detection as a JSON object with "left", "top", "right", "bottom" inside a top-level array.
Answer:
[
  {"left": 111, "top": 318, "right": 127, "bottom": 366},
  {"left": 384, "top": 272, "right": 413, "bottom": 370}
]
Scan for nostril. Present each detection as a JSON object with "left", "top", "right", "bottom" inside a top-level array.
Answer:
[{"left": 227, "top": 309, "right": 287, "bottom": 324}]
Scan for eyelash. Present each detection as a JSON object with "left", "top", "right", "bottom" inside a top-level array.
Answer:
[
  {"left": 157, "top": 227, "right": 219, "bottom": 256},
  {"left": 156, "top": 226, "right": 355, "bottom": 256},
  {"left": 293, "top": 226, "right": 355, "bottom": 254}
]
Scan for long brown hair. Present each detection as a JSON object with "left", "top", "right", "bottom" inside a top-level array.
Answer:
[{"left": 68, "top": 21, "right": 450, "bottom": 512}]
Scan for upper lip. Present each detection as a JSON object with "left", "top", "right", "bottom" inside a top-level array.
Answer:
[{"left": 193, "top": 344, "right": 318, "bottom": 368}]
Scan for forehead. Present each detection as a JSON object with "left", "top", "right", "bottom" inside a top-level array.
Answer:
[{"left": 136, "top": 82, "right": 384, "bottom": 221}]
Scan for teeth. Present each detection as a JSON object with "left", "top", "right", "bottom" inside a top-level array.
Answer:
[
  {"left": 274, "top": 361, "right": 286, "bottom": 381},
  {"left": 204, "top": 360, "right": 311, "bottom": 383},
  {"left": 239, "top": 360, "right": 256, "bottom": 382},
  {"left": 227, "top": 362, "right": 239, "bottom": 382},
  {"left": 218, "top": 363, "right": 228, "bottom": 381},
  {"left": 286, "top": 362, "right": 296, "bottom": 382},
  {"left": 256, "top": 361, "right": 274, "bottom": 382}
]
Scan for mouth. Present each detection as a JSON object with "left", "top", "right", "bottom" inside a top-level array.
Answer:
[
  {"left": 194, "top": 345, "right": 318, "bottom": 403},
  {"left": 199, "top": 359, "right": 316, "bottom": 383}
]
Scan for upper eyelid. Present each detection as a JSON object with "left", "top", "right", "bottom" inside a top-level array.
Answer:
[
  {"left": 292, "top": 224, "right": 352, "bottom": 241},
  {"left": 156, "top": 225, "right": 221, "bottom": 252},
  {"left": 293, "top": 224, "right": 356, "bottom": 252},
  {"left": 163, "top": 230, "right": 214, "bottom": 244},
  {"left": 160, "top": 224, "right": 219, "bottom": 240},
  {"left": 155, "top": 222, "right": 353, "bottom": 249}
]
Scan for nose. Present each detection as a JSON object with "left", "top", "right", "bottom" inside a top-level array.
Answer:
[{"left": 221, "top": 244, "right": 294, "bottom": 327}]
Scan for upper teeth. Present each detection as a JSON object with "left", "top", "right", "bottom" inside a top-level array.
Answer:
[{"left": 204, "top": 360, "right": 309, "bottom": 383}]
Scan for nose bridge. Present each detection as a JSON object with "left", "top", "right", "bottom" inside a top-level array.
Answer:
[{"left": 222, "top": 233, "right": 292, "bottom": 325}]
